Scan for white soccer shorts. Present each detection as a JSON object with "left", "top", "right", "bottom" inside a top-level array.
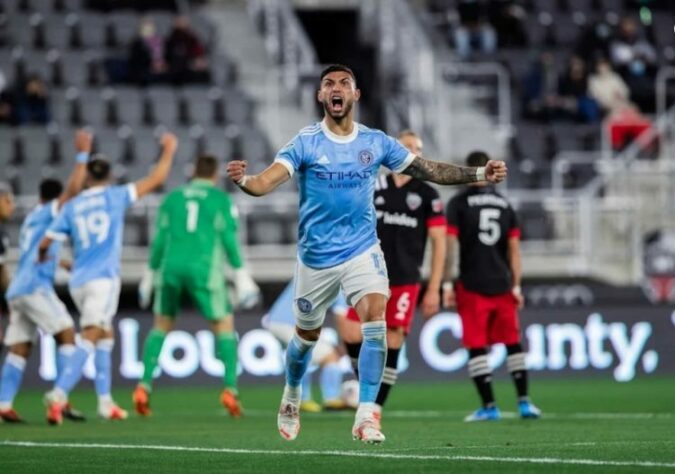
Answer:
[
  {"left": 266, "top": 321, "right": 335, "bottom": 364},
  {"left": 293, "top": 243, "right": 390, "bottom": 330},
  {"left": 4, "top": 289, "right": 74, "bottom": 345},
  {"left": 70, "top": 278, "right": 121, "bottom": 331}
]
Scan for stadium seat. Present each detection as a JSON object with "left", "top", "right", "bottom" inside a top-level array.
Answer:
[
  {"left": 114, "top": 87, "right": 143, "bottom": 126},
  {"left": 146, "top": 87, "right": 178, "bottom": 126}
]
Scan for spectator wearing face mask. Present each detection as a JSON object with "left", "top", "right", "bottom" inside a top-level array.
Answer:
[
  {"left": 165, "top": 15, "right": 210, "bottom": 85},
  {"left": 128, "top": 18, "right": 168, "bottom": 85}
]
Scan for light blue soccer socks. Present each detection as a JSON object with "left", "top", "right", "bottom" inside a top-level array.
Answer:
[
  {"left": 284, "top": 333, "right": 316, "bottom": 401},
  {"left": 94, "top": 339, "right": 114, "bottom": 399},
  {"left": 54, "top": 339, "right": 94, "bottom": 395},
  {"left": 319, "top": 361, "right": 342, "bottom": 402},
  {"left": 0, "top": 353, "right": 27, "bottom": 410},
  {"left": 358, "top": 320, "right": 387, "bottom": 404},
  {"left": 56, "top": 344, "right": 76, "bottom": 377}
]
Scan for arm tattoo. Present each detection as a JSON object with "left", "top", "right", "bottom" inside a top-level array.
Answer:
[{"left": 402, "top": 156, "right": 479, "bottom": 185}]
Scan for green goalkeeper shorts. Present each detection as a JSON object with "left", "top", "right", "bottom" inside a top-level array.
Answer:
[{"left": 153, "top": 269, "right": 233, "bottom": 321}]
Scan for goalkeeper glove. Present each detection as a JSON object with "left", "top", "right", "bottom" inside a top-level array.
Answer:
[
  {"left": 138, "top": 268, "right": 154, "bottom": 310},
  {"left": 233, "top": 268, "right": 261, "bottom": 310}
]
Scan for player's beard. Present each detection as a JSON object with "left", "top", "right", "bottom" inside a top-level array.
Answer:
[{"left": 322, "top": 99, "right": 353, "bottom": 123}]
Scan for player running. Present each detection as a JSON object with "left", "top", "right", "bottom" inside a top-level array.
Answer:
[
  {"left": 338, "top": 129, "right": 447, "bottom": 429},
  {"left": 133, "top": 154, "right": 259, "bottom": 418},
  {"left": 443, "top": 151, "right": 541, "bottom": 422},
  {"left": 263, "top": 279, "right": 349, "bottom": 412},
  {"left": 226, "top": 64, "right": 507, "bottom": 443},
  {"left": 38, "top": 132, "right": 178, "bottom": 425},
  {"left": 0, "top": 130, "right": 92, "bottom": 423}
]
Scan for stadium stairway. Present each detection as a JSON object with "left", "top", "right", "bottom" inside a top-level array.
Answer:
[{"left": 203, "top": 0, "right": 312, "bottom": 151}]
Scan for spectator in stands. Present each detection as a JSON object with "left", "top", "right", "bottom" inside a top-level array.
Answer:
[
  {"left": 557, "top": 56, "right": 599, "bottom": 123},
  {"left": 588, "top": 57, "right": 630, "bottom": 113},
  {"left": 165, "top": 15, "right": 209, "bottom": 85},
  {"left": 610, "top": 17, "right": 657, "bottom": 111},
  {"left": 522, "top": 51, "right": 559, "bottom": 121},
  {"left": 128, "top": 18, "right": 167, "bottom": 85},
  {"left": 487, "top": 0, "right": 528, "bottom": 48},
  {"left": 453, "top": 0, "right": 497, "bottom": 58},
  {"left": 0, "top": 71, "right": 13, "bottom": 124},
  {"left": 14, "top": 74, "right": 50, "bottom": 125}
]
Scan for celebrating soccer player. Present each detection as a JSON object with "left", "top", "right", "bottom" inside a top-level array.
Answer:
[
  {"left": 38, "top": 132, "right": 178, "bottom": 425},
  {"left": 443, "top": 151, "right": 540, "bottom": 422},
  {"left": 0, "top": 183, "right": 15, "bottom": 357},
  {"left": 0, "top": 130, "right": 93, "bottom": 424},
  {"left": 226, "top": 64, "right": 506, "bottom": 443},
  {"left": 133, "top": 154, "right": 259, "bottom": 418},
  {"left": 337, "top": 129, "right": 447, "bottom": 429},
  {"left": 263, "top": 279, "right": 348, "bottom": 412}
]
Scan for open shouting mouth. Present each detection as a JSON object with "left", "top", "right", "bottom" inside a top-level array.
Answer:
[{"left": 331, "top": 95, "right": 344, "bottom": 113}]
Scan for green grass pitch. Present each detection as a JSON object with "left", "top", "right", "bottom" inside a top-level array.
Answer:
[{"left": 1, "top": 377, "right": 673, "bottom": 473}]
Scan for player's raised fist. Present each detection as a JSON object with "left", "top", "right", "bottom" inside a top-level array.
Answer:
[
  {"left": 227, "top": 160, "right": 248, "bottom": 183},
  {"left": 75, "top": 129, "right": 93, "bottom": 153},
  {"left": 160, "top": 133, "right": 178, "bottom": 154},
  {"left": 485, "top": 160, "right": 507, "bottom": 184}
]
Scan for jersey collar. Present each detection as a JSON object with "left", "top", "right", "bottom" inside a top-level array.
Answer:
[
  {"left": 190, "top": 178, "right": 215, "bottom": 187},
  {"left": 320, "top": 119, "right": 359, "bottom": 144},
  {"left": 82, "top": 185, "right": 107, "bottom": 195}
]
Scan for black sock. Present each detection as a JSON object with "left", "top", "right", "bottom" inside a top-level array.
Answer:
[
  {"left": 506, "top": 343, "right": 529, "bottom": 400},
  {"left": 468, "top": 348, "right": 495, "bottom": 408},
  {"left": 345, "top": 342, "right": 361, "bottom": 378},
  {"left": 375, "top": 347, "right": 400, "bottom": 407}
]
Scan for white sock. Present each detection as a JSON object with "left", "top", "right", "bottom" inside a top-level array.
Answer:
[
  {"left": 283, "top": 384, "right": 301, "bottom": 403},
  {"left": 356, "top": 402, "right": 377, "bottom": 421},
  {"left": 0, "top": 401, "right": 12, "bottom": 410},
  {"left": 98, "top": 394, "right": 113, "bottom": 406}
]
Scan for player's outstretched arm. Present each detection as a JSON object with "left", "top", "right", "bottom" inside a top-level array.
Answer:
[
  {"left": 134, "top": 133, "right": 178, "bottom": 198},
  {"left": 402, "top": 156, "right": 507, "bottom": 185},
  {"left": 226, "top": 161, "right": 290, "bottom": 197},
  {"left": 57, "top": 129, "right": 93, "bottom": 209}
]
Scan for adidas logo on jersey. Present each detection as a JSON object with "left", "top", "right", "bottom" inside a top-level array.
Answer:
[{"left": 318, "top": 155, "right": 331, "bottom": 165}]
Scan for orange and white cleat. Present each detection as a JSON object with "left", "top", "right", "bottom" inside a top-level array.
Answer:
[
  {"left": 133, "top": 385, "right": 152, "bottom": 417},
  {"left": 220, "top": 389, "right": 243, "bottom": 418},
  {"left": 352, "top": 417, "right": 385, "bottom": 444},
  {"left": 99, "top": 402, "right": 128, "bottom": 421},
  {"left": 0, "top": 408, "right": 26, "bottom": 423},
  {"left": 43, "top": 392, "right": 65, "bottom": 426},
  {"left": 277, "top": 400, "right": 300, "bottom": 441}
]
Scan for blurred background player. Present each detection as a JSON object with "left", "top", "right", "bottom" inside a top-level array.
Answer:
[
  {"left": 443, "top": 150, "right": 540, "bottom": 422},
  {"left": 0, "top": 130, "right": 92, "bottom": 423},
  {"left": 0, "top": 184, "right": 15, "bottom": 356},
  {"left": 262, "top": 279, "right": 348, "bottom": 412},
  {"left": 38, "top": 132, "right": 178, "bottom": 425},
  {"left": 227, "top": 64, "right": 506, "bottom": 443},
  {"left": 339, "top": 129, "right": 447, "bottom": 428},
  {"left": 133, "top": 154, "right": 259, "bottom": 418}
]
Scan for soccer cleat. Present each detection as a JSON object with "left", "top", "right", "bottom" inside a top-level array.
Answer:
[
  {"left": 220, "top": 389, "right": 243, "bottom": 418},
  {"left": 277, "top": 399, "right": 301, "bottom": 441},
  {"left": 518, "top": 400, "right": 542, "bottom": 419},
  {"left": 300, "top": 400, "right": 322, "bottom": 413},
  {"left": 99, "top": 402, "right": 128, "bottom": 421},
  {"left": 372, "top": 409, "right": 382, "bottom": 431},
  {"left": 44, "top": 393, "right": 65, "bottom": 426},
  {"left": 352, "top": 417, "right": 386, "bottom": 444},
  {"left": 323, "top": 399, "right": 349, "bottom": 411},
  {"left": 464, "top": 406, "right": 501, "bottom": 422},
  {"left": 133, "top": 385, "right": 152, "bottom": 417},
  {"left": 63, "top": 403, "right": 86, "bottom": 422},
  {"left": 0, "top": 409, "right": 26, "bottom": 423}
]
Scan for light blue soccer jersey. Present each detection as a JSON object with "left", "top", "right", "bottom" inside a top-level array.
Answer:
[
  {"left": 46, "top": 184, "right": 137, "bottom": 289},
  {"left": 266, "top": 280, "right": 348, "bottom": 326},
  {"left": 6, "top": 201, "right": 62, "bottom": 300},
  {"left": 275, "top": 120, "right": 414, "bottom": 268}
]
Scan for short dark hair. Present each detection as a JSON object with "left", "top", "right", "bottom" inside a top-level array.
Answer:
[
  {"left": 194, "top": 155, "right": 218, "bottom": 178},
  {"left": 39, "top": 179, "right": 63, "bottom": 201},
  {"left": 319, "top": 64, "right": 356, "bottom": 84},
  {"left": 466, "top": 151, "right": 490, "bottom": 167},
  {"left": 87, "top": 155, "right": 111, "bottom": 181}
]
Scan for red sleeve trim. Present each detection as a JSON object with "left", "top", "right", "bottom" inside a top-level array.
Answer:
[
  {"left": 508, "top": 228, "right": 521, "bottom": 238},
  {"left": 426, "top": 216, "right": 447, "bottom": 228},
  {"left": 446, "top": 225, "right": 459, "bottom": 236}
]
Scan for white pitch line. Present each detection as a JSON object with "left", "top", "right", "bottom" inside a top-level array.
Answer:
[{"left": 2, "top": 441, "right": 675, "bottom": 469}]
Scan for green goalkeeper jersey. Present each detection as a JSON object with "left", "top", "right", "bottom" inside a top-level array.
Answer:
[{"left": 150, "top": 179, "right": 243, "bottom": 287}]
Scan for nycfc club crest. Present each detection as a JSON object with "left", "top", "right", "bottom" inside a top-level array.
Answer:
[
  {"left": 406, "top": 192, "right": 422, "bottom": 211},
  {"left": 358, "top": 150, "right": 374, "bottom": 166},
  {"left": 296, "top": 298, "right": 313, "bottom": 314}
]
